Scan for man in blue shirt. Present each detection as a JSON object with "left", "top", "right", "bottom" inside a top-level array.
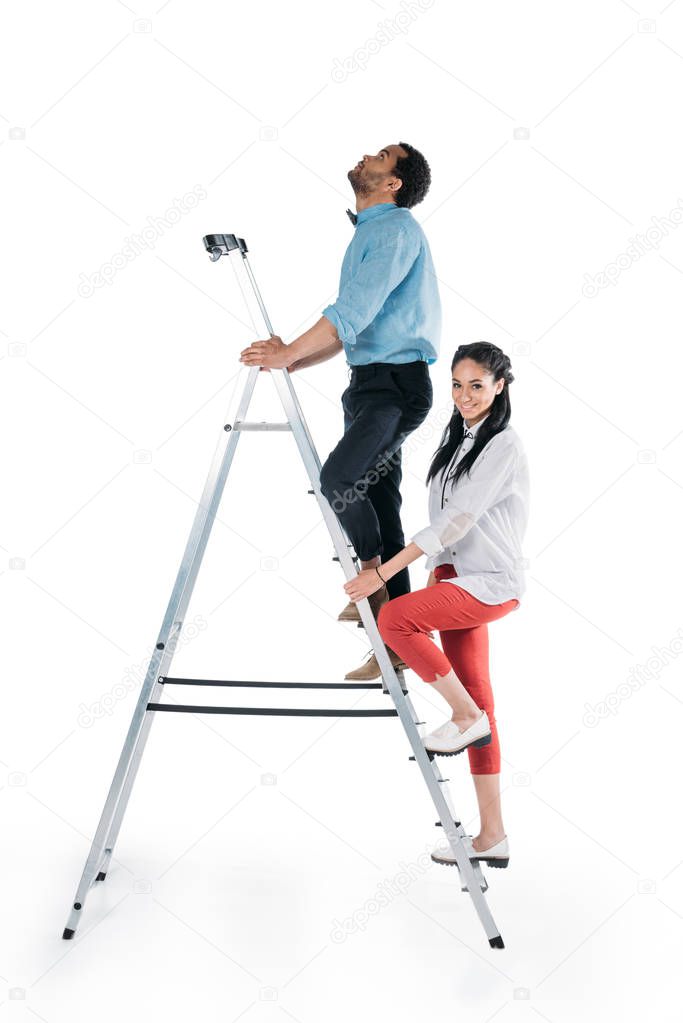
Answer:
[{"left": 240, "top": 142, "right": 441, "bottom": 679}]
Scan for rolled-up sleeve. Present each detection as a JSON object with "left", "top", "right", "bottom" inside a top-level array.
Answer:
[
  {"left": 322, "top": 226, "right": 420, "bottom": 346},
  {"left": 411, "top": 442, "right": 518, "bottom": 557},
  {"left": 424, "top": 550, "right": 452, "bottom": 572}
]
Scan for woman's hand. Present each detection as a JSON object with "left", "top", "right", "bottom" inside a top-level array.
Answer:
[
  {"left": 344, "top": 568, "right": 385, "bottom": 603},
  {"left": 427, "top": 570, "right": 436, "bottom": 587}
]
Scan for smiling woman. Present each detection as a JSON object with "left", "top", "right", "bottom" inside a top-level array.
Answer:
[{"left": 355, "top": 341, "right": 531, "bottom": 869}]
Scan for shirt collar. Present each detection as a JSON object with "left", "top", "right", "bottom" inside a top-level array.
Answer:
[
  {"left": 463, "top": 412, "right": 490, "bottom": 440},
  {"left": 345, "top": 202, "right": 397, "bottom": 227}
]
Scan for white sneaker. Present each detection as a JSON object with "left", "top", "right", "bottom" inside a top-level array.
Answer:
[
  {"left": 422, "top": 711, "right": 491, "bottom": 756},
  {"left": 431, "top": 834, "right": 510, "bottom": 868}
]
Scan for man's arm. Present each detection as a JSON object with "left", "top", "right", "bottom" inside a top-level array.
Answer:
[
  {"left": 290, "top": 336, "right": 343, "bottom": 372},
  {"left": 287, "top": 316, "right": 342, "bottom": 364},
  {"left": 240, "top": 220, "right": 419, "bottom": 370},
  {"left": 240, "top": 315, "right": 341, "bottom": 370},
  {"left": 321, "top": 227, "right": 420, "bottom": 347}
]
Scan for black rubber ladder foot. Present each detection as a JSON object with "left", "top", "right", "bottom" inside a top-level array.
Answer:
[
  {"left": 95, "top": 871, "right": 107, "bottom": 881},
  {"left": 435, "top": 820, "right": 462, "bottom": 828},
  {"left": 62, "top": 928, "right": 75, "bottom": 940},
  {"left": 489, "top": 935, "right": 505, "bottom": 949}
]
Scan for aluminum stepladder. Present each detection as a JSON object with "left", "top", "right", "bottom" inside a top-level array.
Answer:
[{"left": 61, "top": 232, "right": 505, "bottom": 950}]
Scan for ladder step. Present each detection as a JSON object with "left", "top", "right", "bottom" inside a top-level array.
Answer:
[
  {"left": 159, "top": 676, "right": 387, "bottom": 690},
  {"left": 233, "top": 421, "right": 291, "bottom": 431},
  {"left": 331, "top": 542, "right": 356, "bottom": 564},
  {"left": 147, "top": 704, "right": 399, "bottom": 717}
]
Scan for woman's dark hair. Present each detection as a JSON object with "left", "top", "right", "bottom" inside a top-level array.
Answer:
[
  {"left": 426, "top": 342, "right": 515, "bottom": 488},
  {"left": 394, "top": 142, "right": 431, "bottom": 209}
]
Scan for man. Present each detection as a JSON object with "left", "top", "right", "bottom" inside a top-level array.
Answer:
[{"left": 240, "top": 142, "right": 441, "bottom": 679}]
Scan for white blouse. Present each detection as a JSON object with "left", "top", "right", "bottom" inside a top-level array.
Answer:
[{"left": 409, "top": 412, "right": 530, "bottom": 605}]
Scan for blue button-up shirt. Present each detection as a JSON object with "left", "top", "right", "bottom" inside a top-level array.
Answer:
[{"left": 322, "top": 202, "right": 441, "bottom": 366}]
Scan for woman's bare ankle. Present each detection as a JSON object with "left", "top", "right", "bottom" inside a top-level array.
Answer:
[
  {"left": 474, "top": 828, "right": 505, "bottom": 850},
  {"left": 451, "top": 707, "right": 482, "bottom": 731}
]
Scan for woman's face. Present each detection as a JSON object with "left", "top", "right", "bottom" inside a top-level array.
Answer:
[{"left": 451, "top": 358, "right": 504, "bottom": 425}]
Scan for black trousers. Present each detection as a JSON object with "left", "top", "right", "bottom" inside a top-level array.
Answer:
[{"left": 319, "top": 360, "right": 433, "bottom": 600}]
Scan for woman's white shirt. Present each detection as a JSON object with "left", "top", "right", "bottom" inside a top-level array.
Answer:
[{"left": 409, "top": 413, "right": 530, "bottom": 605}]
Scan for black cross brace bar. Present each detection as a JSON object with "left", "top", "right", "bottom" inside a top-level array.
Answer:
[
  {"left": 159, "top": 675, "right": 407, "bottom": 693},
  {"left": 147, "top": 704, "right": 399, "bottom": 717}
]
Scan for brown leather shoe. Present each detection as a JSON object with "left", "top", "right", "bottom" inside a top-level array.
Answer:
[
  {"left": 344, "top": 644, "right": 406, "bottom": 681},
  {"left": 337, "top": 583, "right": 389, "bottom": 624},
  {"left": 337, "top": 600, "right": 362, "bottom": 622}
]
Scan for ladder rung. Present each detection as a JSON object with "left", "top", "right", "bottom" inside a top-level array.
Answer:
[
  {"left": 159, "top": 676, "right": 387, "bottom": 690},
  {"left": 147, "top": 704, "right": 399, "bottom": 717},
  {"left": 233, "top": 421, "right": 291, "bottom": 431}
]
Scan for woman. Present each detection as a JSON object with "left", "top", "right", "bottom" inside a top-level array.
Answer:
[{"left": 343, "top": 342, "right": 529, "bottom": 868}]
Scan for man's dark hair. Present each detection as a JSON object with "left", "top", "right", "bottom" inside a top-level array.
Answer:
[{"left": 393, "top": 142, "right": 431, "bottom": 209}]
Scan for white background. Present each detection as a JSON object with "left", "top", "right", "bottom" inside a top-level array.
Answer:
[{"left": 2, "top": 0, "right": 683, "bottom": 1018}]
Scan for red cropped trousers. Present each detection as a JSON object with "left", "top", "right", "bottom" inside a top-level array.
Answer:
[{"left": 377, "top": 564, "right": 519, "bottom": 774}]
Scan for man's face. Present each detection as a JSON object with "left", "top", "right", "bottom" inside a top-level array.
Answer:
[{"left": 348, "top": 144, "right": 407, "bottom": 198}]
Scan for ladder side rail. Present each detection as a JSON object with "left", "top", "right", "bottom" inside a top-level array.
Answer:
[
  {"left": 63, "top": 259, "right": 261, "bottom": 935},
  {"left": 93, "top": 359, "right": 262, "bottom": 873},
  {"left": 401, "top": 689, "right": 489, "bottom": 894},
  {"left": 96, "top": 364, "right": 259, "bottom": 848},
  {"left": 271, "top": 367, "right": 501, "bottom": 941},
  {"left": 241, "top": 253, "right": 327, "bottom": 476}
]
